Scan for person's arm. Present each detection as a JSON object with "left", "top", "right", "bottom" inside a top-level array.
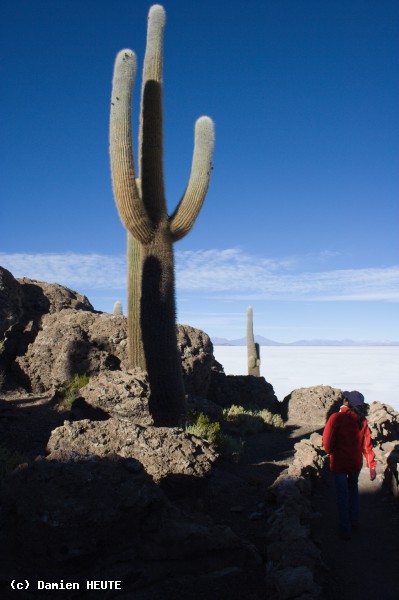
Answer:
[
  {"left": 322, "top": 414, "right": 337, "bottom": 454},
  {"left": 362, "top": 422, "right": 377, "bottom": 479}
]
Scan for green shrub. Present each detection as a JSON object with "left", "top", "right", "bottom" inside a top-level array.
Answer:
[
  {"left": 186, "top": 412, "right": 221, "bottom": 448},
  {"left": 58, "top": 373, "right": 90, "bottom": 409},
  {"left": 223, "top": 405, "right": 285, "bottom": 434},
  {"left": 185, "top": 412, "right": 244, "bottom": 460},
  {"left": 0, "top": 447, "right": 26, "bottom": 478}
]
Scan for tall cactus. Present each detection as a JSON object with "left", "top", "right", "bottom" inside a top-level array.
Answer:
[
  {"left": 109, "top": 5, "right": 215, "bottom": 426},
  {"left": 247, "top": 306, "right": 261, "bottom": 377},
  {"left": 113, "top": 300, "right": 123, "bottom": 316}
]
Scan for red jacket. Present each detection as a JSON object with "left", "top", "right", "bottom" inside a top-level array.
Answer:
[{"left": 322, "top": 405, "right": 376, "bottom": 473}]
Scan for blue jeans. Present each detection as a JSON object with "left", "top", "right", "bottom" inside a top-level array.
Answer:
[{"left": 333, "top": 471, "right": 360, "bottom": 534}]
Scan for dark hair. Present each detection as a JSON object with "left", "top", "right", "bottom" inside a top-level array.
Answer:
[{"left": 351, "top": 404, "right": 367, "bottom": 430}]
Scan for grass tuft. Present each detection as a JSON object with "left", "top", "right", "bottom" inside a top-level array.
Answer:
[
  {"left": 223, "top": 405, "right": 285, "bottom": 434},
  {"left": 57, "top": 373, "right": 90, "bottom": 409}
]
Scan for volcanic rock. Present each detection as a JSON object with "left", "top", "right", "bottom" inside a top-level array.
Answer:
[
  {"left": 46, "top": 418, "right": 217, "bottom": 488},
  {"left": 208, "top": 372, "right": 280, "bottom": 413},
  {"left": 281, "top": 385, "right": 344, "bottom": 428}
]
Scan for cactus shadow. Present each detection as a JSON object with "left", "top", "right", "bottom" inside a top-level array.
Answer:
[{"left": 141, "top": 255, "right": 184, "bottom": 426}]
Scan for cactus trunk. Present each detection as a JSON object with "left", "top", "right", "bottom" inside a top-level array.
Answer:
[
  {"left": 110, "top": 5, "right": 214, "bottom": 426},
  {"left": 247, "top": 306, "right": 261, "bottom": 377},
  {"left": 127, "top": 232, "right": 145, "bottom": 368},
  {"left": 140, "top": 228, "right": 183, "bottom": 426}
]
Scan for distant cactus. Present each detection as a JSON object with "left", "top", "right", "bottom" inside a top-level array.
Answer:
[
  {"left": 247, "top": 306, "right": 261, "bottom": 377},
  {"left": 113, "top": 301, "right": 123, "bottom": 316},
  {"left": 109, "top": 5, "right": 215, "bottom": 426}
]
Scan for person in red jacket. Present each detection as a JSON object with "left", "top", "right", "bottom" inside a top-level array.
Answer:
[{"left": 322, "top": 390, "right": 377, "bottom": 540}]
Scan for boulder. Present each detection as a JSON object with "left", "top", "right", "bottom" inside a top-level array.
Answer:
[
  {"left": 46, "top": 418, "right": 217, "bottom": 488},
  {"left": 0, "top": 266, "right": 23, "bottom": 336},
  {"left": 208, "top": 371, "right": 280, "bottom": 413},
  {"left": 272, "top": 566, "right": 320, "bottom": 600},
  {"left": 281, "top": 385, "right": 344, "bottom": 428},
  {"left": 17, "top": 277, "right": 94, "bottom": 314},
  {"left": 78, "top": 368, "right": 153, "bottom": 424},
  {"left": 177, "top": 324, "right": 215, "bottom": 398},
  {"left": 287, "top": 433, "right": 325, "bottom": 479},
  {"left": 367, "top": 401, "right": 399, "bottom": 444},
  {"left": 14, "top": 310, "right": 129, "bottom": 392},
  {"left": 2, "top": 275, "right": 95, "bottom": 389}
]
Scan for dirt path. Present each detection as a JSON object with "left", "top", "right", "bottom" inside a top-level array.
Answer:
[{"left": 312, "top": 465, "right": 399, "bottom": 600}]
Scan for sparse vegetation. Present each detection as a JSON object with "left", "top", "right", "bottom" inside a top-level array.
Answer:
[
  {"left": 185, "top": 412, "right": 244, "bottom": 462},
  {"left": 223, "top": 405, "right": 285, "bottom": 434},
  {"left": 0, "top": 370, "right": 4, "bottom": 392},
  {"left": 57, "top": 373, "right": 90, "bottom": 410},
  {"left": 186, "top": 412, "right": 221, "bottom": 448},
  {"left": 0, "top": 447, "right": 26, "bottom": 478}
]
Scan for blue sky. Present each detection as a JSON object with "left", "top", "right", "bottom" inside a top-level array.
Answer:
[{"left": 1, "top": 0, "right": 398, "bottom": 342}]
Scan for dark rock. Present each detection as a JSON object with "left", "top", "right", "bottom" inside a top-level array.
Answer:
[
  {"left": 79, "top": 368, "right": 153, "bottom": 425},
  {"left": 208, "top": 370, "right": 280, "bottom": 413},
  {"left": 177, "top": 324, "right": 216, "bottom": 398},
  {"left": 46, "top": 418, "right": 217, "bottom": 488},
  {"left": 0, "top": 266, "right": 23, "bottom": 336},
  {"left": 1, "top": 456, "right": 255, "bottom": 587}
]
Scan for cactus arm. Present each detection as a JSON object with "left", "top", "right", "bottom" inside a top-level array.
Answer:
[
  {"left": 139, "top": 4, "right": 167, "bottom": 223},
  {"left": 169, "top": 117, "right": 215, "bottom": 242},
  {"left": 110, "top": 49, "right": 153, "bottom": 245}
]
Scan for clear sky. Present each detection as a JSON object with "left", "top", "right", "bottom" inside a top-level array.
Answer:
[{"left": 1, "top": 0, "right": 398, "bottom": 342}]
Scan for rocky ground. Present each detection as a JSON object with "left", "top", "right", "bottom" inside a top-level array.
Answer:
[
  {"left": 0, "top": 389, "right": 314, "bottom": 600},
  {"left": 1, "top": 393, "right": 399, "bottom": 600}
]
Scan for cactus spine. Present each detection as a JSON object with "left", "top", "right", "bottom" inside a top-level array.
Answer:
[
  {"left": 247, "top": 306, "right": 261, "bottom": 377},
  {"left": 110, "top": 5, "right": 215, "bottom": 426}
]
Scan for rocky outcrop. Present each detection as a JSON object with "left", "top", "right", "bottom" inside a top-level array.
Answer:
[
  {"left": 177, "top": 324, "right": 215, "bottom": 398},
  {"left": 14, "top": 310, "right": 129, "bottom": 392},
  {"left": 9, "top": 309, "right": 215, "bottom": 398},
  {"left": 383, "top": 443, "right": 399, "bottom": 499},
  {"left": 265, "top": 433, "right": 326, "bottom": 599},
  {"left": 46, "top": 418, "right": 217, "bottom": 489},
  {"left": 367, "top": 401, "right": 399, "bottom": 444},
  {"left": 366, "top": 402, "right": 399, "bottom": 501},
  {"left": 281, "top": 385, "right": 343, "bottom": 428},
  {"left": 78, "top": 368, "right": 153, "bottom": 424},
  {"left": 285, "top": 433, "right": 327, "bottom": 480},
  {"left": 0, "top": 266, "right": 23, "bottom": 336},
  {"left": 17, "top": 277, "right": 94, "bottom": 314},
  {"left": 1, "top": 271, "right": 95, "bottom": 389},
  {"left": 1, "top": 455, "right": 257, "bottom": 591},
  {"left": 208, "top": 371, "right": 280, "bottom": 413}
]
